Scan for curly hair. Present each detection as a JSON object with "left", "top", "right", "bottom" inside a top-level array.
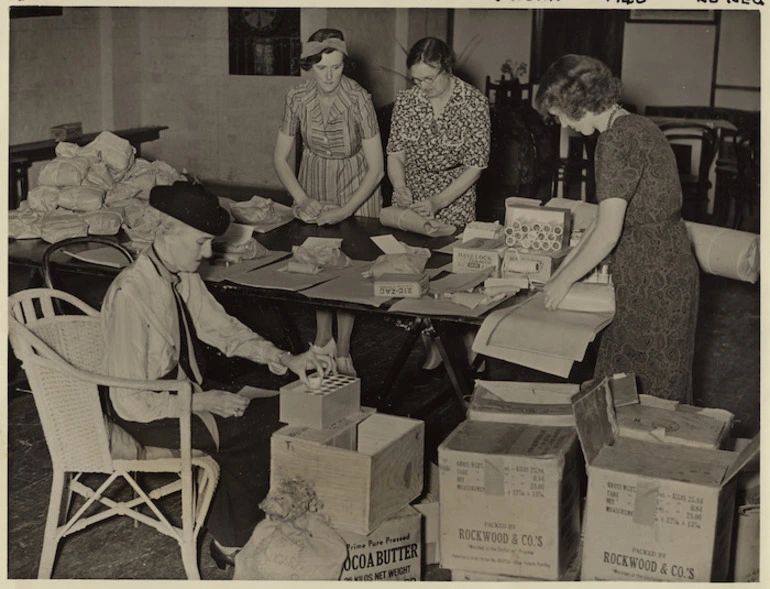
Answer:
[
  {"left": 535, "top": 54, "right": 622, "bottom": 120},
  {"left": 299, "top": 28, "right": 353, "bottom": 73},
  {"left": 406, "top": 37, "right": 455, "bottom": 73}
]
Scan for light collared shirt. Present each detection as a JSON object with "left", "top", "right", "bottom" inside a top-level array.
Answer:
[{"left": 101, "top": 247, "right": 285, "bottom": 423}]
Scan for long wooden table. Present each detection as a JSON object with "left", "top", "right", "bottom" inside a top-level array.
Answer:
[{"left": 8, "top": 213, "right": 530, "bottom": 410}]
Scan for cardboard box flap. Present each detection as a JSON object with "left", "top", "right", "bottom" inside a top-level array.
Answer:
[
  {"left": 608, "top": 372, "right": 639, "bottom": 407},
  {"left": 594, "top": 438, "right": 733, "bottom": 486},
  {"left": 722, "top": 434, "right": 760, "bottom": 487},
  {"left": 440, "top": 420, "right": 574, "bottom": 458},
  {"left": 571, "top": 376, "right": 619, "bottom": 464}
]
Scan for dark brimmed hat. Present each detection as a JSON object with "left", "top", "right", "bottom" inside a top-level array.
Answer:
[{"left": 149, "top": 181, "right": 230, "bottom": 237}]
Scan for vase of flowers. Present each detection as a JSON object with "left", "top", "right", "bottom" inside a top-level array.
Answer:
[{"left": 497, "top": 59, "right": 528, "bottom": 109}]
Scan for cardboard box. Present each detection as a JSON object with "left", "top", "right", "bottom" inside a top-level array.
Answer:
[
  {"left": 438, "top": 421, "right": 582, "bottom": 579},
  {"left": 452, "top": 237, "right": 507, "bottom": 275},
  {"left": 572, "top": 377, "right": 759, "bottom": 582},
  {"left": 731, "top": 437, "right": 760, "bottom": 582},
  {"left": 373, "top": 273, "right": 429, "bottom": 298},
  {"left": 451, "top": 537, "right": 582, "bottom": 581},
  {"left": 504, "top": 204, "right": 571, "bottom": 251},
  {"left": 271, "top": 410, "right": 424, "bottom": 535},
  {"left": 616, "top": 394, "right": 734, "bottom": 449},
  {"left": 50, "top": 122, "right": 83, "bottom": 142},
  {"left": 413, "top": 461, "right": 441, "bottom": 566},
  {"left": 338, "top": 505, "right": 422, "bottom": 581},
  {"left": 467, "top": 380, "right": 578, "bottom": 427},
  {"left": 279, "top": 373, "right": 360, "bottom": 429},
  {"left": 502, "top": 247, "right": 570, "bottom": 283}
]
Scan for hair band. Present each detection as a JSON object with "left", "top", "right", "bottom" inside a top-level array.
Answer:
[{"left": 301, "top": 38, "right": 348, "bottom": 59}]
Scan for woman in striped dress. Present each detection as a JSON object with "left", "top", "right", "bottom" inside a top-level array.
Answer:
[{"left": 273, "top": 28, "right": 384, "bottom": 375}]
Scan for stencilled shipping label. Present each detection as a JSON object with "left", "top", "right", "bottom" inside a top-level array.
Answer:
[
  {"left": 453, "top": 249, "right": 502, "bottom": 271},
  {"left": 340, "top": 517, "right": 421, "bottom": 581}
]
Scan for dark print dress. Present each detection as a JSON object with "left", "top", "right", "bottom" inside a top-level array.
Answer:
[
  {"left": 593, "top": 114, "right": 699, "bottom": 402},
  {"left": 387, "top": 77, "right": 490, "bottom": 227},
  {"left": 281, "top": 75, "right": 382, "bottom": 217}
]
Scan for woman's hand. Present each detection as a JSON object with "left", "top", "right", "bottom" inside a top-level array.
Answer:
[
  {"left": 393, "top": 185, "right": 413, "bottom": 207},
  {"left": 192, "top": 389, "right": 250, "bottom": 418},
  {"left": 286, "top": 350, "right": 335, "bottom": 387},
  {"left": 316, "top": 205, "right": 349, "bottom": 226},
  {"left": 543, "top": 275, "right": 574, "bottom": 311},
  {"left": 410, "top": 197, "right": 437, "bottom": 218},
  {"left": 298, "top": 197, "right": 323, "bottom": 220}
]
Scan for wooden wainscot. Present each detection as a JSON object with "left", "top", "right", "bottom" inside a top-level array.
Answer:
[
  {"left": 271, "top": 409, "right": 425, "bottom": 535},
  {"left": 279, "top": 373, "right": 361, "bottom": 430},
  {"left": 572, "top": 377, "right": 760, "bottom": 582},
  {"left": 438, "top": 420, "right": 582, "bottom": 580}
]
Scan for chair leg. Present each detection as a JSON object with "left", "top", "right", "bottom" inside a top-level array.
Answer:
[
  {"left": 58, "top": 472, "right": 73, "bottom": 526},
  {"left": 181, "top": 539, "right": 201, "bottom": 580},
  {"left": 38, "top": 469, "right": 66, "bottom": 579}
]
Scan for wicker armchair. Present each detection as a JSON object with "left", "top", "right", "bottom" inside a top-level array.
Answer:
[{"left": 8, "top": 288, "right": 219, "bottom": 579}]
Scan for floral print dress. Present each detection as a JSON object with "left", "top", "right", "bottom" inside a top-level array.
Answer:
[
  {"left": 593, "top": 114, "right": 699, "bottom": 402},
  {"left": 387, "top": 77, "right": 490, "bottom": 227}
]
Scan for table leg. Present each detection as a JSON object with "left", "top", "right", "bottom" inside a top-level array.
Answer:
[
  {"left": 382, "top": 317, "right": 427, "bottom": 407},
  {"left": 428, "top": 320, "right": 473, "bottom": 409}
]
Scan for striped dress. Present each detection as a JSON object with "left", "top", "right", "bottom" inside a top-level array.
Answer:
[{"left": 280, "top": 76, "right": 382, "bottom": 217}]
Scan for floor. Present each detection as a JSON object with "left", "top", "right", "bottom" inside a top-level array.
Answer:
[{"left": 7, "top": 257, "right": 760, "bottom": 580}]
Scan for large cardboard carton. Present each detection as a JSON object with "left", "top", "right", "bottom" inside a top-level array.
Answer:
[
  {"left": 573, "top": 377, "right": 759, "bottom": 582},
  {"left": 466, "top": 380, "right": 578, "bottom": 426},
  {"left": 731, "top": 437, "right": 760, "bottom": 582},
  {"left": 338, "top": 505, "right": 422, "bottom": 581},
  {"left": 271, "top": 408, "right": 424, "bottom": 535},
  {"left": 413, "top": 461, "right": 441, "bottom": 566},
  {"left": 438, "top": 421, "right": 581, "bottom": 580}
]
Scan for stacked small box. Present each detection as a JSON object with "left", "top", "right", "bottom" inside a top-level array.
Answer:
[
  {"left": 504, "top": 204, "right": 571, "bottom": 252},
  {"left": 373, "top": 273, "right": 429, "bottom": 298},
  {"left": 501, "top": 247, "right": 570, "bottom": 283},
  {"left": 452, "top": 237, "right": 507, "bottom": 275},
  {"left": 438, "top": 420, "right": 582, "bottom": 580},
  {"left": 573, "top": 377, "right": 759, "bottom": 582}
]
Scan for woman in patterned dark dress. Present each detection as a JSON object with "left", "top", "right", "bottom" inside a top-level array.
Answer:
[
  {"left": 274, "top": 28, "right": 384, "bottom": 376},
  {"left": 387, "top": 37, "right": 491, "bottom": 379},
  {"left": 535, "top": 54, "right": 699, "bottom": 403}
]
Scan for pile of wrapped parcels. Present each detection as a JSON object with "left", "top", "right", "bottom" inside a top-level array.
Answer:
[{"left": 9, "top": 130, "right": 185, "bottom": 250}]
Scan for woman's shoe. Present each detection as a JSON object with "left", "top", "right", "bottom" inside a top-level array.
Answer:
[
  {"left": 336, "top": 355, "right": 357, "bottom": 377},
  {"left": 312, "top": 337, "right": 337, "bottom": 358},
  {"left": 210, "top": 539, "right": 238, "bottom": 571}
]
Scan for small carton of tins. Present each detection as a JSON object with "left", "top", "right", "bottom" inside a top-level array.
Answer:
[
  {"left": 452, "top": 237, "right": 507, "bottom": 275},
  {"left": 502, "top": 247, "right": 570, "bottom": 284},
  {"left": 504, "top": 204, "right": 571, "bottom": 252},
  {"left": 373, "top": 273, "right": 429, "bottom": 298}
]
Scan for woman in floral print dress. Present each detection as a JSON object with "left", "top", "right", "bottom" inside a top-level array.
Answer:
[
  {"left": 387, "top": 37, "right": 491, "bottom": 379},
  {"left": 536, "top": 55, "right": 699, "bottom": 403}
]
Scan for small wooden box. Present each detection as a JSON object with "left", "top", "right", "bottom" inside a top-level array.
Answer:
[
  {"left": 50, "top": 122, "right": 83, "bottom": 142},
  {"left": 279, "top": 373, "right": 361, "bottom": 429},
  {"left": 271, "top": 411, "right": 425, "bottom": 535},
  {"left": 374, "top": 273, "right": 429, "bottom": 298}
]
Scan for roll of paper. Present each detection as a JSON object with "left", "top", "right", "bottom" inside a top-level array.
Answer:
[
  {"left": 511, "top": 220, "right": 522, "bottom": 230},
  {"left": 552, "top": 241, "right": 562, "bottom": 251},
  {"left": 684, "top": 222, "right": 759, "bottom": 283},
  {"left": 542, "top": 224, "right": 552, "bottom": 233},
  {"left": 379, "top": 206, "right": 456, "bottom": 238},
  {"left": 285, "top": 261, "right": 323, "bottom": 274},
  {"left": 505, "top": 225, "right": 515, "bottom": 236},
  {"left": 557, "top": 282, "right": 616, "bottom": 314},
  {"left": 505, "top": 235, "right": 516, "bottom": 247},
  {"left": 514, "top": 231, "right": 524, "bottom": 241},
  {"left": 531, "top": 241, "right": 542, "bottom": 251}
]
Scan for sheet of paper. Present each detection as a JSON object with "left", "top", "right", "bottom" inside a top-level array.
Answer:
[
  {"left": 370, "top": 234, "right": 408, "bottom": 255},
  {"left": 302, "top": 236, "right": 343, "bottom": 249},
  {"left": 428, "top": 269, "right": 493, "bottom": 296},
  {"left": 472, "top": 341, "right": 576, "bottom": 378},
  {"left": 301, "top": 263, "right": 393, "bottom": 307},
  {"left": 433, "top": 238, "right": 461, "bottom": 255},
  {"left": 63, "top": 247, "right": 131, "bottom": 269},
  {"left": 237, "top": 385, "right": 280, "bottom": 399},
  {"left": 198, "top": 251, "right": 290, "bottom": 283},
  {"left": 473, "top": 291, "right": 613, "bottom": 372},
  {"left": 388, "top": 291, "right": 512, "bottom": 318},
  {"left": 226, "top": 258, "right": 369, "bottom": 292}
]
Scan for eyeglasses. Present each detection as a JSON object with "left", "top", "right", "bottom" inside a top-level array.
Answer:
[{"left": 410, "top": 71, "right": 443, "bottom": 86}]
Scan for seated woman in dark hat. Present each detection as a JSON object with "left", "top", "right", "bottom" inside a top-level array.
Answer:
[{"left": 100, "top": 181, "right": 333, "bottom": 568}]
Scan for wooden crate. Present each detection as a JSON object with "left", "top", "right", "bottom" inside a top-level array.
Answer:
[
  {"left": 271, "top": 411, "right": 425, "bottom": 535},
  {"left": 279, "top": 373, "right": 360, "bottom": 429}
]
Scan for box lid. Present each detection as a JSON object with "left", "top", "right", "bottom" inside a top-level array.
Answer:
[
  {"left": 571, "top": 376, "right": 619, "bottom": 464},
  {"left": 467, "top": 380, "right": 577, "bottom": 426},
  {"left": 616, "top": 402, "right": 730, "bottom": 448},
  {"left": 456, "top": 237, "right": 506, "bottom": 251},
  {"left": 440, "top": 420, "right": 575, "bottom": 459},
  {"left": 592, "top": 438, "right": 735, "bottom": 486}
]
